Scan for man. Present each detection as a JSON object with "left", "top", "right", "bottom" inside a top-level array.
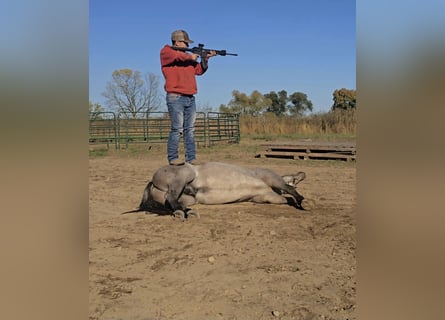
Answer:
[{"left": 160, "top": 30, "right": 216, "bottom": 165}]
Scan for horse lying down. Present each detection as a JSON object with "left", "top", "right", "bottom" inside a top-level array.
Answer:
[{"left": 124, "top": 162, "right": 306, "bottom": 219}]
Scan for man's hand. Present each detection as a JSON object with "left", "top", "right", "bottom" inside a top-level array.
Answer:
[{"left": 207, "top": 50, "right": 217, "bottom": 58}]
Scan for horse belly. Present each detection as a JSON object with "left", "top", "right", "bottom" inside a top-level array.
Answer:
[{"left": 193, "top": 177, "right": 268, "bottom": 205}]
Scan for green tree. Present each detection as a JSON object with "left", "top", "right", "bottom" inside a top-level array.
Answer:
[
  {"left": 288, "top": 92, "right": 313, "bottom": 116},
  {"left": 332, "top": 88, "right": 356, "bottom": 110},
  {"left": 264, "top": 90, "right": 288, "bottom": 116},
  {"left": 220, "top": 90, "right": 270, "bottom": 115},
  {"left": 102, "top": 69, "right": 161, "bottom": 118}
]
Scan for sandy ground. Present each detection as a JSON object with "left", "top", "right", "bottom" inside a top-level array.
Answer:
[{"left": 89, "top": 143, "right": 356, "bottom": 320}]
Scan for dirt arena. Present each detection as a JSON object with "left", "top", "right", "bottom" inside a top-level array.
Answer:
[{"left": 89, "top": 142, "right": 356, "bottom": 320}]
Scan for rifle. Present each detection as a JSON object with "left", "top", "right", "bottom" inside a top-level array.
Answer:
[{"left": 171, "top": 43, "right": 237, "bottom": 70}]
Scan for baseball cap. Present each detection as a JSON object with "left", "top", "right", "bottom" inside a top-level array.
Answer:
[{"left": 171, "top": 30, "right": 194, "bottom": 44}]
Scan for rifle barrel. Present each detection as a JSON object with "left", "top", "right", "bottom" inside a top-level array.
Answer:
[{"left": 171, "top": 46, "right": 237, "bottom": 56}]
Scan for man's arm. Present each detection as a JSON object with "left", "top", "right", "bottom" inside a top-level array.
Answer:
[{"left": 160, "top": 45, "right": 197, "bottom": 66}]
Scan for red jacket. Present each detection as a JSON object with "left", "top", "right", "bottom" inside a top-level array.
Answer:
[{"left": 160, "top": 45, "right": 207, "bottom": 95}]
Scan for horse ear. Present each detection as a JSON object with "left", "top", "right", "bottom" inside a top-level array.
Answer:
[
  {"left": 294, "top": 172, "right": 306, "bottom": 184},
  {"left": 282, "top": 172, "right": 306, "bottom": 187}
]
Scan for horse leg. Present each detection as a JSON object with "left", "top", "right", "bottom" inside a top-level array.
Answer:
[{"left": 251, "top": 192, "right": 288, "bottom": 205}]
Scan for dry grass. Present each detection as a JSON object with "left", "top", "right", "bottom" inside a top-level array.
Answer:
[{"left": 240, "top": 109, "right": 356, "bottom": 136}]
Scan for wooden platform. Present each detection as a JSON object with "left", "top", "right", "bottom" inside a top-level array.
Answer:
[{"left": 255, "top": 141, "right": 356, "bottom": 161}]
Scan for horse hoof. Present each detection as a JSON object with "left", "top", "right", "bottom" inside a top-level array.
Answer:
[
  {"left": 173, "top": 210, "right": 186, "bottom": 220},
  {"left": 301, "top": 198, "right": 316, "bottom": 211},
  {"left": 187, "top": 210, "right": 200, "bottom": 219}
]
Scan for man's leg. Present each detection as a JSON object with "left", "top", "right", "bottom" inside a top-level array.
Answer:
[
  {"left": 183, "top": 96, "right": 197, "bottom": 163},
  {"left": 166, "top": 94, "right": 185, "bottom": 164}
]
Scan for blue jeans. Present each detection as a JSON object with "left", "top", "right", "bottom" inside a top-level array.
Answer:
[{"left": 166, "top": 93, "right": 197, "bottom": 162}]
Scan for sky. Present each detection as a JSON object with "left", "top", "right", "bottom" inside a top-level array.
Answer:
[{"left": 89, "top": 0, "right": 356, "bottom": 113}]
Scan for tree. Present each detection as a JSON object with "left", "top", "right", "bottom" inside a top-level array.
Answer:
[
  {"left": 288, "top": 92, "right": 313, "bottom": 116},
  {"left": 219, "top": 90, "right": 270, "bottom": 115},
  {"left": 264, "top": 90, "right": 288, "bottom": 116},
  {"left": 89, "top": 101, "right": 105, "bottom": 120},
  {"left": 197, "top": 102, "right": 214, "bottom": 113},
  {"left": 332, "top": 88, "right": 356, "bottom": 110},
  {"left": 219, "top": 89, "right": 314, "bottom": 116},
  {"left": 102, "top": 69, "right": 161, "bottom": 118}
]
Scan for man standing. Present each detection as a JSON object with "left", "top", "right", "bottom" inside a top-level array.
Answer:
[{"left": 160, "top": 30, "right": 215, "bottom": 165}]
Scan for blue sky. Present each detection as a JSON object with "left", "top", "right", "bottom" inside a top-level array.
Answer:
[{"left": 89, "top": 0, "right": 355, "bottom": 113}]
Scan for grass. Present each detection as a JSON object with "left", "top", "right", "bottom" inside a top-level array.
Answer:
[
  {"left": 89, "top": 134, "right": 355, "bottom": 156},
  {"left": 88, "top": 137, "right": 356, "bottom": 169},
  {"left": 89, "top": 147, "right": 109, "bottom": 158},
  {"left": 239, "top": 109, "right": 356, "bottom": 136}
]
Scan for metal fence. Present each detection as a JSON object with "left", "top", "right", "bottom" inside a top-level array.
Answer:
[{"left": 89, "top": 111, "right": 240, "bottom": 149}]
